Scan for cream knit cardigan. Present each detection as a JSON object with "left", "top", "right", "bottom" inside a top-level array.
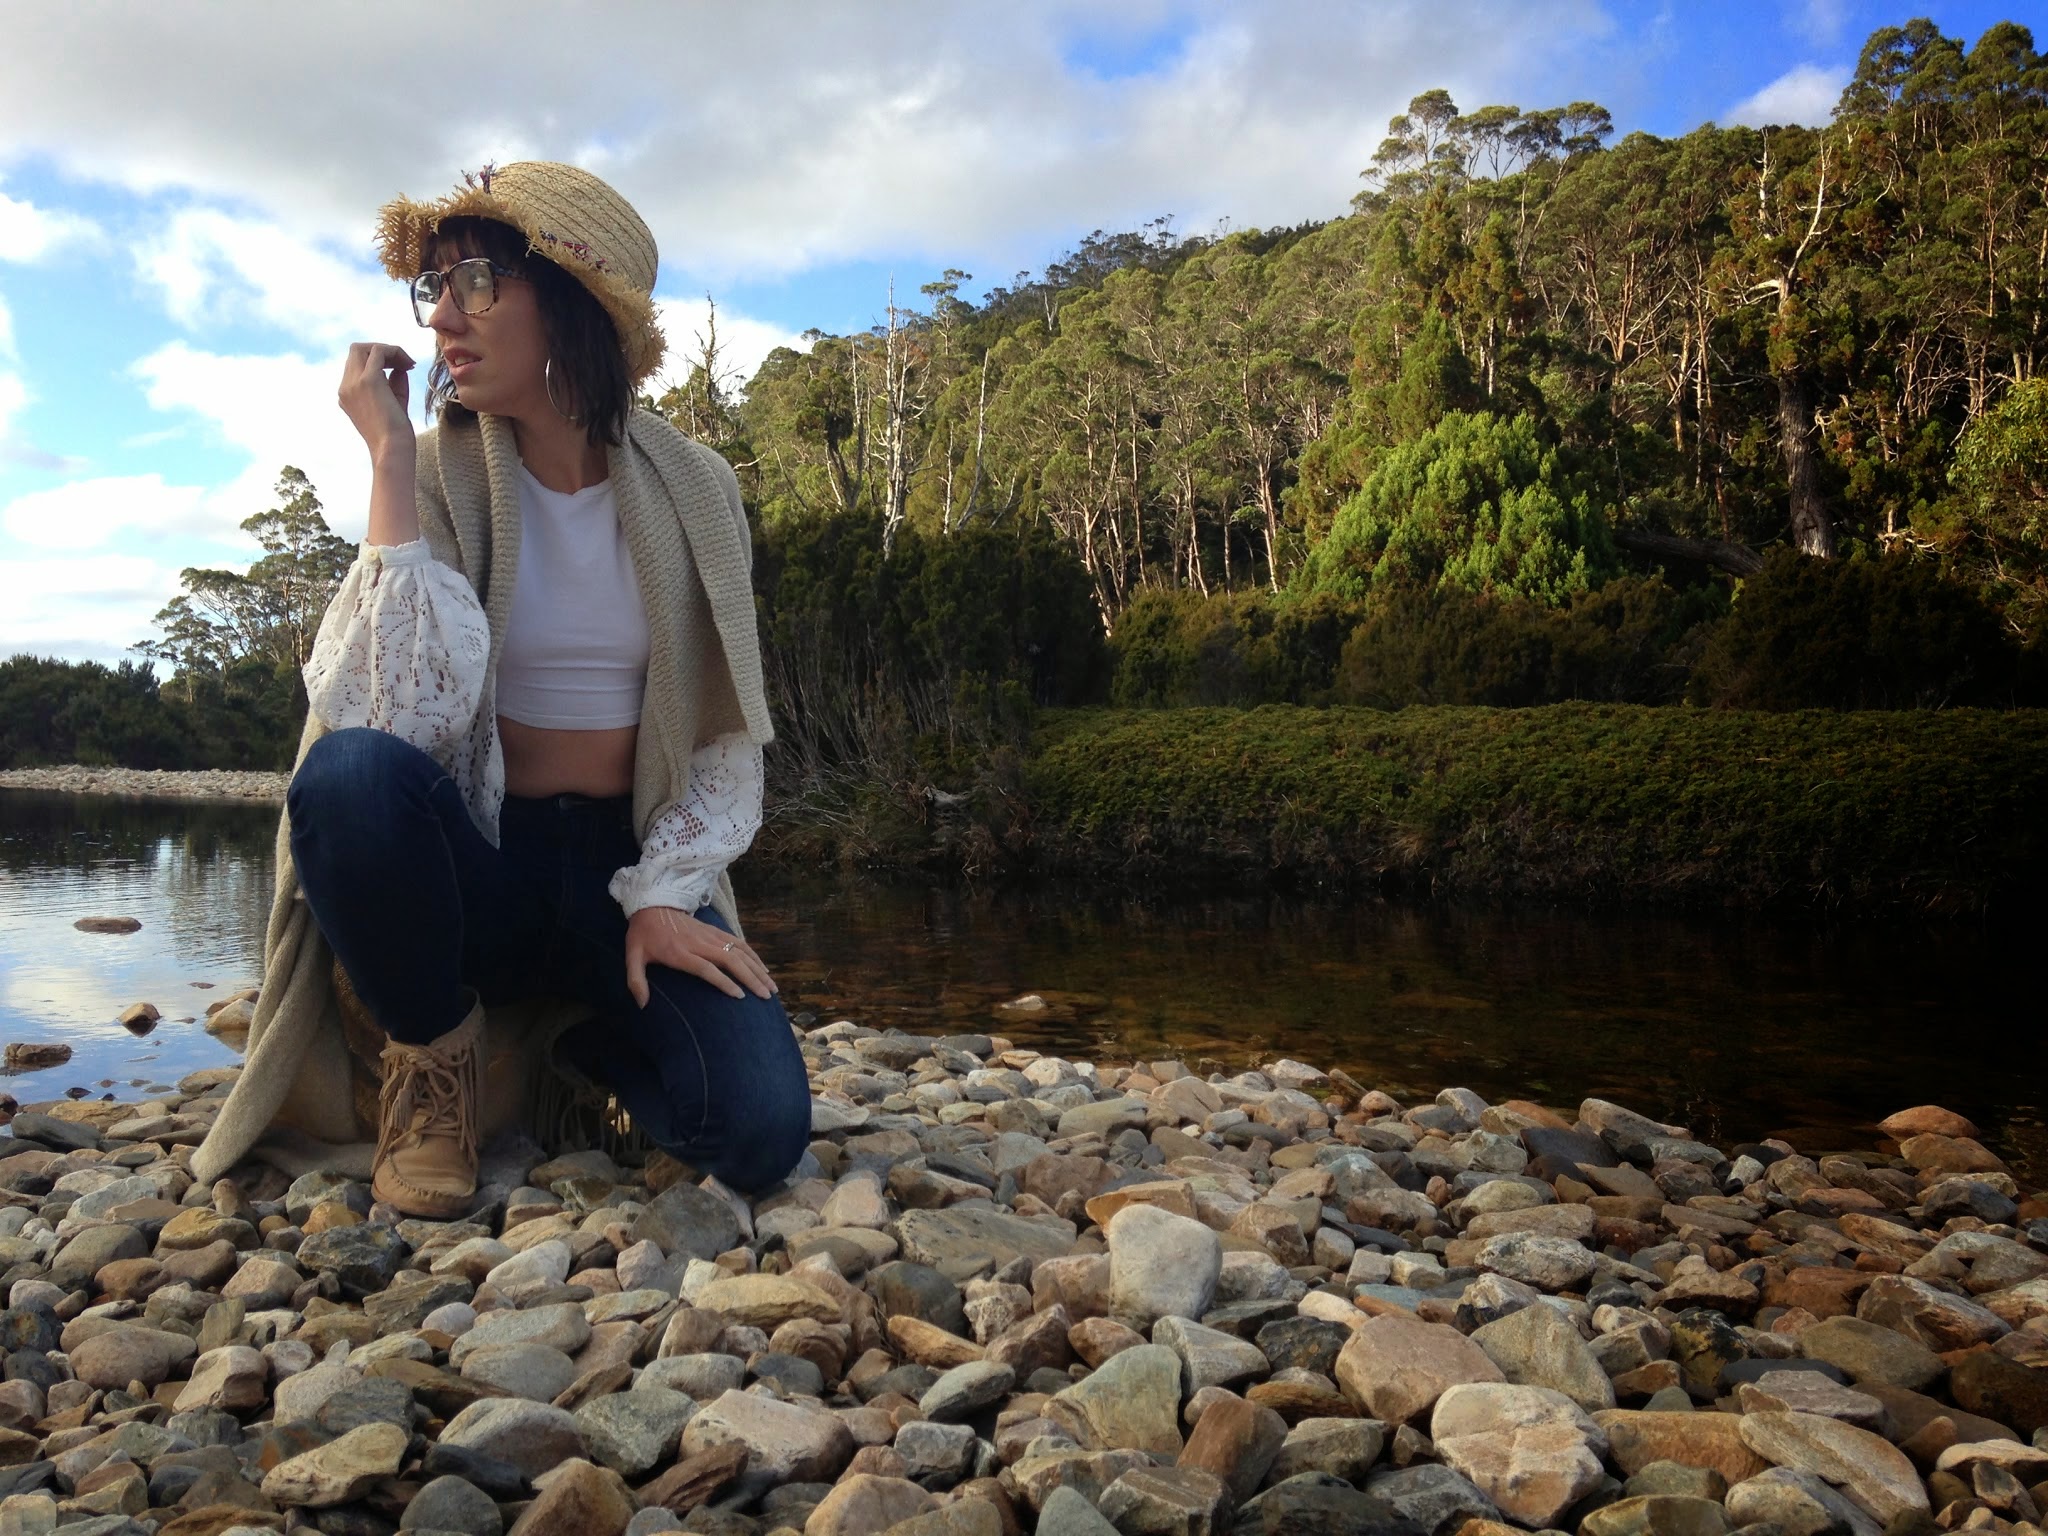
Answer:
[{"left": 190, "top": 408, "right": 774, "bottom": 1187}]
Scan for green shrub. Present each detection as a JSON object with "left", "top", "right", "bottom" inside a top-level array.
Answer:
[
  {"left": 1111, "top": 576, "right": 1715, "bottom": 712},
  {"left": 1691, "top": 547, "right": 2025, "bottom": 709},
  {"left": 755, "top": 507, "right": 1107, "bottom": 785},
  {"left": 1333, "top": 576, "right": 1719, "bottom": 708},
  {"left": 1109, "top": 589, "right": 1365, "bottom": 707},
  {"left": 0, "top": 657, "right": 192, "bottom": 769},
  {"left": 1303, "top": 410, "right": 1618, "bottom": 606},
  {"left": 1016, "top": 703, "right": 2048, "bottom": 910}
]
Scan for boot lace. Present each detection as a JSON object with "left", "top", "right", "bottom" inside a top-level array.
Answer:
[{"left": 378, "top": 1037, "right": 480, "bottom": 1162}]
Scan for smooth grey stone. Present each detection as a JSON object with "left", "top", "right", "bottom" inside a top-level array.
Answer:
[
  {"left": 399, "top": 1473, "right": 504, "bottom": 1536},
  {"left": 627, "top": 1183, "right": 742, "bottom": 1262}
]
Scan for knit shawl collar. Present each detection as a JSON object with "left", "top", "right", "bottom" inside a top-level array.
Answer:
[{"left": 429, "top": 409, "right": 772, "bottom": 837}]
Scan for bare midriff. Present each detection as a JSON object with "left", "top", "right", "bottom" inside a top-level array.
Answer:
[{"left": 499, "top": 717, "right": 638, "bottom": 799}]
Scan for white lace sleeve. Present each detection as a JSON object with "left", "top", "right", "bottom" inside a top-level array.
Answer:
[
  {"left": 302, "top": 540, "right": 491, "bottom": 755},
  {"left": 608, "top": 733, "right": 764, "bottom": 917}
]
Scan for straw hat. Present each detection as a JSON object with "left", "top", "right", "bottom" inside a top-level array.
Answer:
[{"left": 376, "top": 161, "right": 666, "bottom": 384}]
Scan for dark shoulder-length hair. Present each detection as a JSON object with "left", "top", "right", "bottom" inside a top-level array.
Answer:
[{"left": 421, "top": 216, "right": 631, "bottom": 448}]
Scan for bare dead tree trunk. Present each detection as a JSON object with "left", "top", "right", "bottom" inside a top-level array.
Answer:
[
  {"left": 881, "top": 279, "right": 909, "bottom": 556},
  {"left": 959, "top": 350, "right": 990, "bottom": 527},
  {"left": 1752, "top": 135, "right": 1837, "bottom": 560},
  {"left": 941, "top": 422, "right": 956, "bottom": 534},
  {"left": 1775, "top": 361, "right": 1835, "bottom": 559},
  {"left": 1257, "top": 462, "right": 1281, "bottom": 592}
]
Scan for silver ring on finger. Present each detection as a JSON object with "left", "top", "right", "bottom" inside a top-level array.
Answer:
[{"left": 721, "top": 941, "right": 735, "bottom": 953}]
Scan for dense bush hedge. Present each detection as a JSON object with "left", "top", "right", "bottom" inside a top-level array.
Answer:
[
  {"left": 1689, "top": 547, "right": 2032, "bottom": 708},
  {"left": 1014, "top": 704, "right": 2048, "bottom": 910},
  {"left": 0, "top": 656, "right": 304, "bottom": 771},
  {"left": 1110, "top": 551, "right": 2036, "bottom": 713},
  {"left": 753, "top": 506, "right": 1108, "bottom": 794}
]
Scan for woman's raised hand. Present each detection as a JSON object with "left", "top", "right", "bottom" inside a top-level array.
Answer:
[
  {"left": 338, "top": 343, "right": 416, "bottom": 461},
  {"left": 625, "top": 905, "right": 778, "bottom": 1007}
]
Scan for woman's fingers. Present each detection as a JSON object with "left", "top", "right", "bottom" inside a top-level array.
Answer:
[
  {"left": 339, "top": 345, "right": 416, "bottom": 425},
  {"left": 625, "top": 907, "right": 779, "bottom": 1005},
  {"left": 679, "top": 950, "right": 746, "bottom": 1000},
  {"left": 716, "top": 934, "right": 775, "bottom": 993}
]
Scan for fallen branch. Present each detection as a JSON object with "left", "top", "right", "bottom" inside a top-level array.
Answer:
[{"left": 1614, "top": 527, "right": 1764, "bottom": 578}]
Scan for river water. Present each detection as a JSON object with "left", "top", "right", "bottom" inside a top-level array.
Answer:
[{"left": 3, "top": 790, "right": 2041, "bottom": 1181}]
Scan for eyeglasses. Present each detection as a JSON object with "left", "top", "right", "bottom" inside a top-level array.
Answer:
[{"left": 410, "top": 257, "right": 524, "bottom": 326}]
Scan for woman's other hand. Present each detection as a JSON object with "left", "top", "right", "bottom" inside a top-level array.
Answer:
[
  {"left": 625, "top": 906, "right": 778, "bottom": 1006},
  {"left": 339, "top": 343, "right": 416, "bottom": 462}
]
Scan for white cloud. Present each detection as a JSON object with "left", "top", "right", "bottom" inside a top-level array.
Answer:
[
  {"left": 0, "top": 1, "right": 1607, "bottom": 282},
  {"left": 0, "top": 551, "right": 183, "bottom": 663},
  {"left": 1727, "top": 64, "right": 1849, "bottom": 128},
  {"left": 1794, "top": 0, "right": 1850, "bottom": 48},
  {"left": 0, "top": 182, "right": 100, "bottom": 263},
  {"left": 135, "top": 208, "right": 401, "bottom": 351},
  {"left": 0, "top": 473, "right": 210, "bottom": 551},
  {"left": 131, "top": 341, "right": 373, "bottom": 544},
  {"left": 650, "top": 296, "right": 809, "bottom": 396}
]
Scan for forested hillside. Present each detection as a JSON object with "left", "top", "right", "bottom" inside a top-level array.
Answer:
[
  {"left": 5, "top": 16, "right": 2044, "bottom": 784},
  {"left": 668, "top": 17, "right": 2046, "bottom": 730},
  {"left": 698, "top": 20, "right": 2045, "bottom": 616}
]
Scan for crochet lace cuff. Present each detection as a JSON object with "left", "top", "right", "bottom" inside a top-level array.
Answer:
[
  {"left": 302, "top": 540, "right": 491, "bottom": 754},
  {"left": 608, "top": 733, "right": 764, "bottom": 917}
]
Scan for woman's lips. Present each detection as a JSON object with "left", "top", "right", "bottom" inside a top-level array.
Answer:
[{"left": 446, "top": 352, "right": 480, "bottom": 379}]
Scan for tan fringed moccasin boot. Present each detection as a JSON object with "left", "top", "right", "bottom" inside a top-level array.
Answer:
[{"left": 372, "top": 997, "right": 484, "bottom": 1218}]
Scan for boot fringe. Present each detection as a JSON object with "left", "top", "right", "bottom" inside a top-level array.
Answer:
[{"left": 529, "top": 1060, "right": 657, "bottom": 1165}]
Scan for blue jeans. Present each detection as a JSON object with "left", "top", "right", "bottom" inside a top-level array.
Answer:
[{"left": 286, "top": 726, "right": 812, "bottom": 1193}]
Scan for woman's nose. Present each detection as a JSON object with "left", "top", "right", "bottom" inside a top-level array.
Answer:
[{"left": 429, "top": 287, "right": 468, "bottom": 335}]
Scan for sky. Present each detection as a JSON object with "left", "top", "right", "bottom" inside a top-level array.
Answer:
[{"left": 0, "top": 0, "right": 2024, "bottom": 664}]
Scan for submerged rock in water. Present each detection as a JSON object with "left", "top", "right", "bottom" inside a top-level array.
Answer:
[
  {"left": 2, "top": 1041, "right": 71, "bottom": 1070},
  {"left": 72, "top": 914, "right": 142, "bottom": 933}
]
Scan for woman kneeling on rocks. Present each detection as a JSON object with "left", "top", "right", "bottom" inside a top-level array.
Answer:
[{"left": 189, "top": 162, "right": 812, "bottom": 1215}]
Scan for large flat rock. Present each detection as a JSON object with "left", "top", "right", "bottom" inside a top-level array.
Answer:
[{"left": 893, "top": 1203, "right": 1079, "bottom": 1283}]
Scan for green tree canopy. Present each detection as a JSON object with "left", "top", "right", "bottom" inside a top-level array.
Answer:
[
  {"left": 137, "top": 467, "right": 353, "bottom": 679},
  {"left": 1302, "top": 410, "right": 1617, "bottom": 606}
]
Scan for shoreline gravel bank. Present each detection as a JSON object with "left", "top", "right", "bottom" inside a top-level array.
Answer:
[
  {"left": 0, "top": 1029, "right": 2039, "bottom": 1536},
  {"left": 0, "top": 766, "right": 288, "bottom": 803}
]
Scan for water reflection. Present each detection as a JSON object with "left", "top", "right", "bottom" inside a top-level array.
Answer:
[
  {"left": 0, "top": 792, "right": 274, "bottom": 1101},
  {"left": 737, "top": 877, "right": 2045, "bottom": 1184},
  {"left": 1, "top": 791, "right": 2038, "bottom": 1185}
]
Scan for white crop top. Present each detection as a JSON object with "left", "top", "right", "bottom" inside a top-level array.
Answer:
[{"left": 495, "top": 464, "right": 651, "bottom": 729}]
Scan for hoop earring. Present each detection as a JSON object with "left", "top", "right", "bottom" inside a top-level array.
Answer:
[{"left": 544, "top": 358, "right": 580, "bottom": 423}]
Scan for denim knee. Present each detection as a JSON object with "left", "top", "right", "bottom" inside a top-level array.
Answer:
[
  {"left": 708, "top": 1018, "right": 813, "bottom": 1193},
  {"left": 288, "top": 727, "right": 438, "bottom": 842}
]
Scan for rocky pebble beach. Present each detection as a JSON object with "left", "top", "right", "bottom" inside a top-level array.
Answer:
[
  {"left": 0, "top": 768, "right": 288, "bottom": 804},
  {"left": 0, "top": 1028, "right": 2041, "bottom": 1536}
]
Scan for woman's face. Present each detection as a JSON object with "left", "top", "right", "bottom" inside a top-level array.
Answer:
[{"left": 423, "top": 242, "right": 550, "bottom": 419}]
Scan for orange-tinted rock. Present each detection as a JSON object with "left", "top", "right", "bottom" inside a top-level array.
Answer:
[
  {"left": 1177, "top": 1393, "right": 1288, "bottom": 1504},
  {"left": 1082, "top": 1180, "right": 1195, "bottom": 1229},
  {"left": 1880, "top": 1107, "right": 1980, "bottom": 1141},
  {"left": 1898, "top": 1134, "right": 2008, "bottom": 1178},
  {"left": 508, "top": 1457, "right": 634, "bottom": 1536},
  {"left": 1762, "top": 1265, "right": 1872, "bottom": 1319},
  {"left": 1594, "top": 1410, "right": 1771, "bottom": 1483},
  {"left": 1334, "top": 1313, "right": 1504, "bottom": 1425},
  {"left": 1245, "top": 1377, "right": 1357, "bottom": 1423},
  {"left": 1499, "top": 1100, "right": 1573, "bottom": 1131},
  {"left": 96, "top": 1258, "right": 169, "bottom": 1300}
]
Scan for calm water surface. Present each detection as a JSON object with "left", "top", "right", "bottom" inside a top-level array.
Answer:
[{"left": 3, "top": 791, "right": 2040, "bottom": 1181}]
